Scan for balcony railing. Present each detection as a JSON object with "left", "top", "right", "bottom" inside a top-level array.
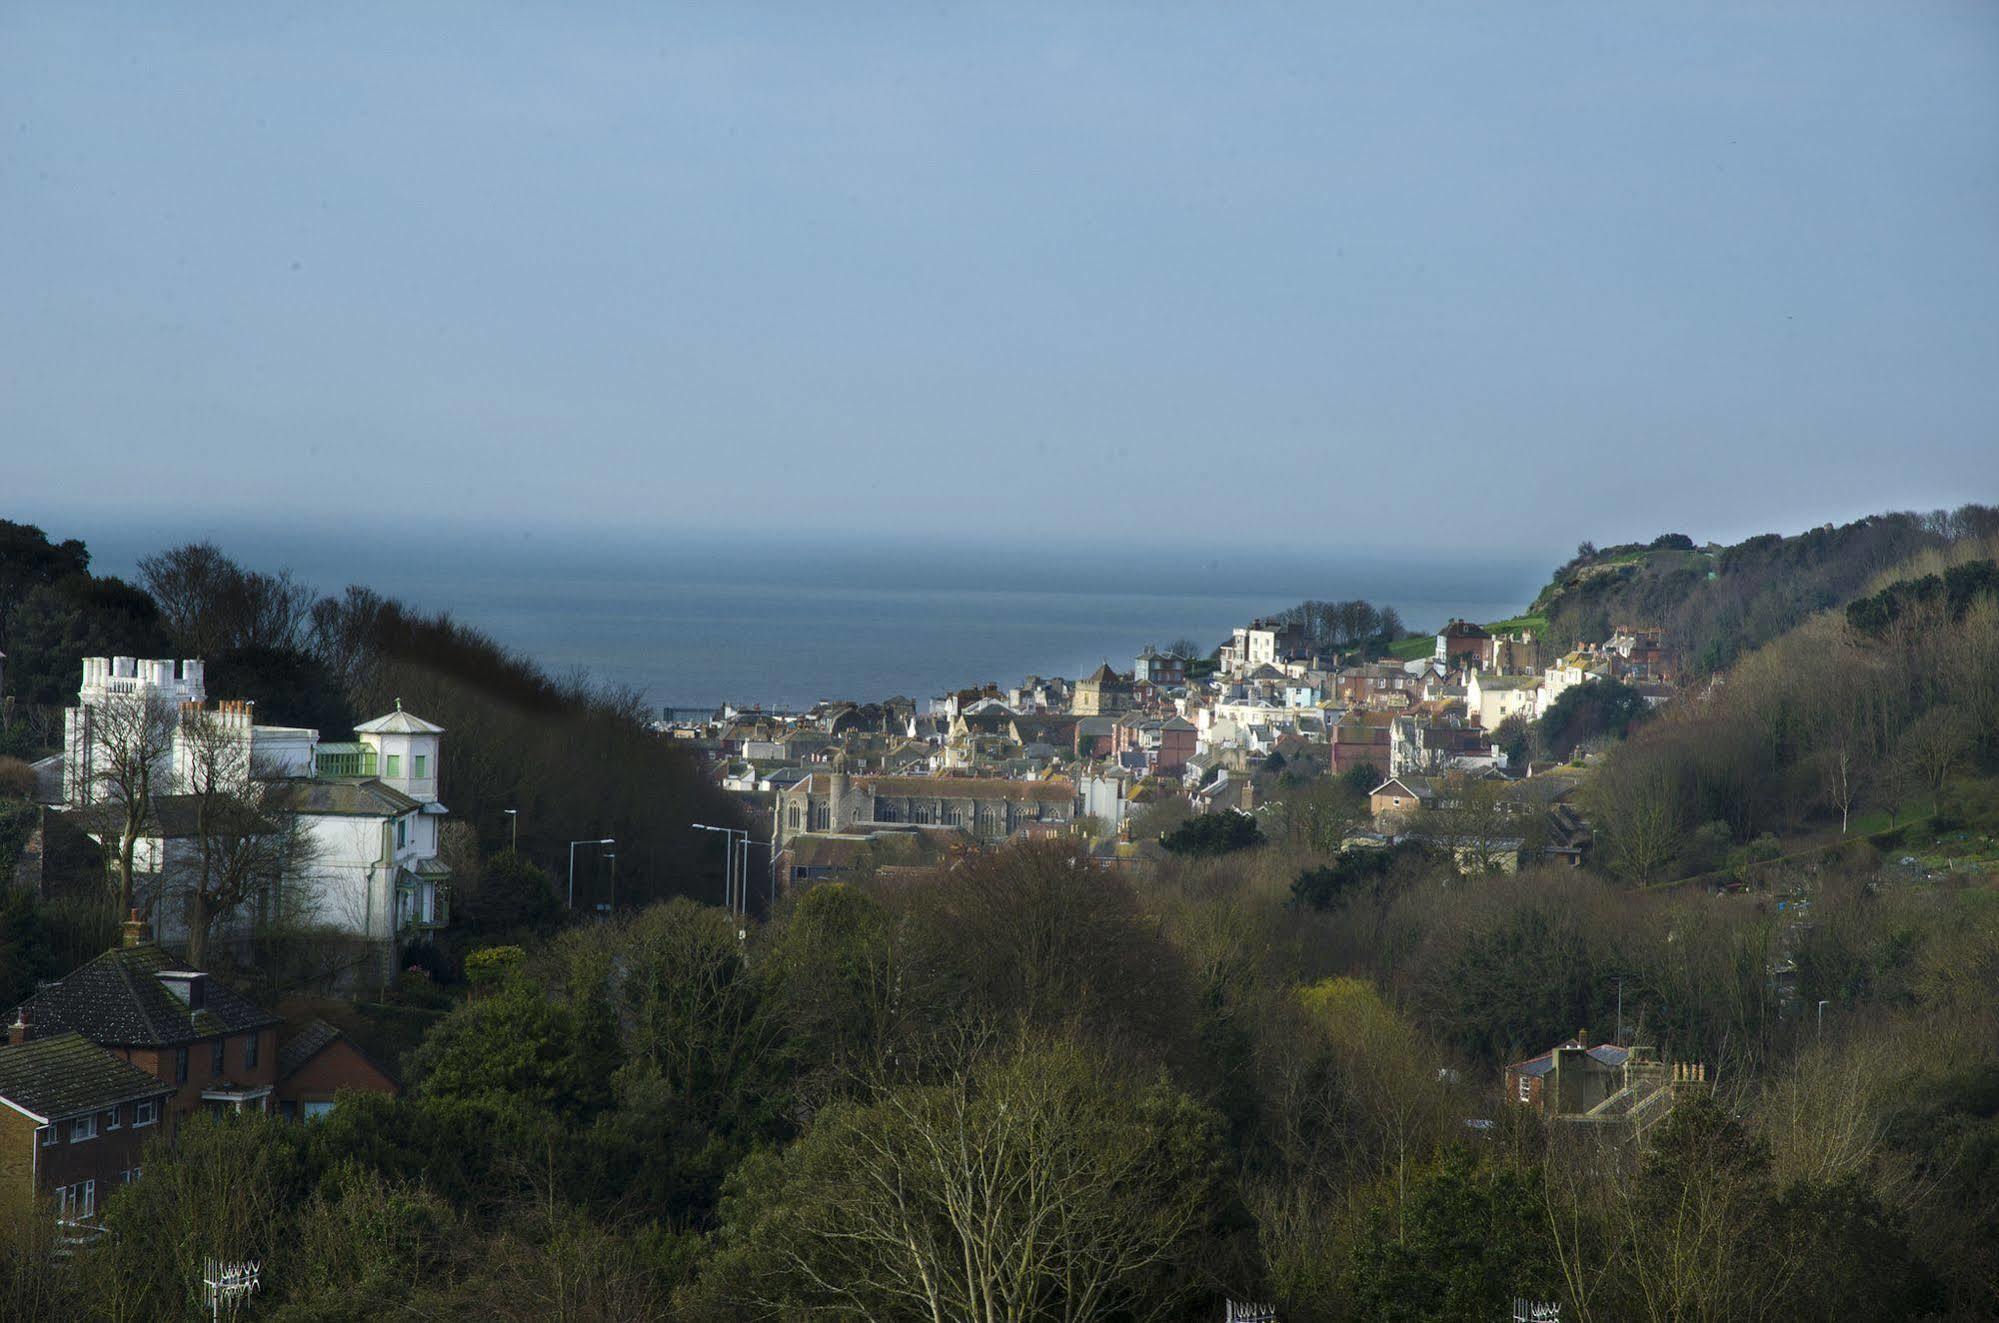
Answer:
[{"left": 314, "top": 743, "right": 376, "bottom": 778}]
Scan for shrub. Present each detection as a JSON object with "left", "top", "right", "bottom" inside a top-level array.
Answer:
[{"left": 0, "top": 757, "right": 36, "bottom": 800}]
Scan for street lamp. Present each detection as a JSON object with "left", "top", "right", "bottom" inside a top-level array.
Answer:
[
  {"left": 693, "top": 823, "right": 749, "bottom": 916},
  {"left": 503, "top": 809, "right": 518, "bottom": 852},
  {"left": 599, "top": 851, "right": 617, "bottom": 917},
  {"left": 1816, "top": 998, "right": 1830, "bottom": 1039},
  {"left": 568, "top": 837, "right": 614, "bottom": 910}
]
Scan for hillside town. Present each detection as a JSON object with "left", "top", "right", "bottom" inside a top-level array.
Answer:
[{"left": 673, "top": 615, "right": 1675, "bottom": 890}]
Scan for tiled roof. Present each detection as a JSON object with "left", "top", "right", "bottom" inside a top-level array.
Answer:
[
  {"left": 0, "top": 1032, "right": 172, "bottom": 1122},
  {"left": 18, "top": 945, "right": 281, "bottom": 1048},
  {"left": 277, "top": 1019, "right": 342, "bottom": 1079}
]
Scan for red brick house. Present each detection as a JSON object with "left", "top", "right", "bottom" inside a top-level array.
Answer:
[
  {"left": 12, "top": 928, "right": 281, "bottom": 1132},
  {"left": 275, "top": 1019, "right": 400, "bottom": 1121},
  {"left": 0, "top": 1031, "right": 174, "bottom": 1225},
  {"left": 1436, "top": 620, "right": 1492, "bottom": 669}
]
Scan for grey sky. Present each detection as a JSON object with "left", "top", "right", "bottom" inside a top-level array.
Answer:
[{"left": 5, "top": 2, "right": 1995, "bottom": 553}]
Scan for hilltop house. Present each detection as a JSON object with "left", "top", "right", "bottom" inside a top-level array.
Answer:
[
  {"left": 56, "top": 657, "right": 449, "bottom": 982},
  {"left": 1436, "top": 620, "right": 1491, "bottom": 668}
]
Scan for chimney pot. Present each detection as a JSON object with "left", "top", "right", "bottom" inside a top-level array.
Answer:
[{"left": 8, "top": 1007, "right": 28, "bottom": 1046}]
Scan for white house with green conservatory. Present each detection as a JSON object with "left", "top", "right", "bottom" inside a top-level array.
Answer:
[{"left": 60, "top": 658, "right": 450, "bottom": 982}]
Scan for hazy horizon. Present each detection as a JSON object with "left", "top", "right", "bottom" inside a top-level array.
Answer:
[{"left": 7, "top": 3, "right": 1997, "bottom": 548}]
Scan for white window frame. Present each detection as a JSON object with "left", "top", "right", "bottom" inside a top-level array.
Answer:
[
  {"left": 1517, "top": 1075, "right": 1532, "bottom": 1103},
  {"left": 57, "top": 1179, "right": 95, "bottom": 1221},
  {"left": 39, "top": 1124, "right": 55, "bottom": 1147},
  {"left": 70, "top": 1114, "right": 97, "bottom": 1142},
  {"left": 133, "top": 1099, "right": 159, "bottom": 1128},
  {"left": 103, "top": 1105, "right": 122, "bottom": 1131}
]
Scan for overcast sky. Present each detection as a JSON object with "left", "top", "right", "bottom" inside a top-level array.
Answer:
[{"left": 5, "top": 2, "right": 1996, "bottom": 555}]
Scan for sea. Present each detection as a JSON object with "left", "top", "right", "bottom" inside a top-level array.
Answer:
[{"left": 81, "top": 522, "right": 1547, "bottom": 714}]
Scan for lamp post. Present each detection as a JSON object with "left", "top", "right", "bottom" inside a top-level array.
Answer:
[
  {"left": 693, "top": 823, "right": 748, "bottom": 916},
  {"left": 601, "top": 851, "right": 617, "bottom": 917},
  {"left": 1817, "top": 998, "right": 1829, "bottom": 1039},
  {"left": 567, "top": 838, "right": 614, "bottom": 910},
  {"left": 503, "top": 809, "right": 518, "bottom": 853}
]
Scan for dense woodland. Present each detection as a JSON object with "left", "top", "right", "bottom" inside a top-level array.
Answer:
[{"left": 3, "top": 511, "right": 1999, "bottom": 1320}]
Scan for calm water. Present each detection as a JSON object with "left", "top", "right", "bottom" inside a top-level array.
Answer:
[{"left": 86, "top": 523, "right": 1547, "bottom": 712}]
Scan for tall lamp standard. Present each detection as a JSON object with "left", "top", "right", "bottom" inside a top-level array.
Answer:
[
  {"left": 568, "top": 837, "right": 614, "bottom": 910},
  {"left": 503, "top": 809, "right": 518, "bottom": 853},
  {"left": 600, "top": 851, "right": 617, "bottom": 917},
  {"left": 693, "top": 823, "right": 747, "bottom": 915}
]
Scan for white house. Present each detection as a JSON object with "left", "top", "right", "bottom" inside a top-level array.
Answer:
[
  {"left": 59, "top": 658, "right": 449, "bottom": 983},
  {"left": 1466, "top": 671, "right": 1542, "bottom": 731}
]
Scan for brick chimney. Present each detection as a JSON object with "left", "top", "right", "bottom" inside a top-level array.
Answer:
[
  {"left": 121, "top": 909, "right": 152, "bottom": 949},
  {"left": 8, "top": 1007, "right": 28, "bottom": 1046}
]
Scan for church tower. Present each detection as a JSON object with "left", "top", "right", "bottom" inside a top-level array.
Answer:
[{"left": 826, "top": 751, "right": 850, "bottom": 830}]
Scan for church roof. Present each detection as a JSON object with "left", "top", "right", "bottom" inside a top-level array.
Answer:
[{"left": 354, "top": 707, "right": 445, "bottom": 735}]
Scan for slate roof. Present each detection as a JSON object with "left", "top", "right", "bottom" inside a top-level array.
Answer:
[
  {"left": 18, "top": 944, "right": 282, "bottom": 1047},
  {"left": 1508, "top": 1040, "right": 1630, "bottom": 1078},
  {"left": 0, "top": 1033, "right": 173, "bottom": 1122},
  {"left": 67, "top": 793, "right": 290, "bottom": 841},
  {"left": 864, "top": 775, "right": 1075, "bottom": 804},
  {"left": 270, "top": 778, "right": 421, "bottom": 818}
]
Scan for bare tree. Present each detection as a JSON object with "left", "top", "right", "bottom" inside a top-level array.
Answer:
[
  {"left": 1425, "top": 772, "right": 1519, "bottom": 874},
  {"left": 1589, "top": 750, "right": 1685, "bottom": 885},
  {"left": 137, "top": 541, "right": 314, "bottom": 655},
  {"left": 166, "top": 707, "right": 319, "bottom": 969},
  {"left": 1894, "top": 704, "right": 1971, "bottom": 817},
  {"left": 719, "top": 1035, "right": 1216, "bottom": 1323},
  {"left": 83, "top": 688, "right": 179, "bottom": 916}
]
